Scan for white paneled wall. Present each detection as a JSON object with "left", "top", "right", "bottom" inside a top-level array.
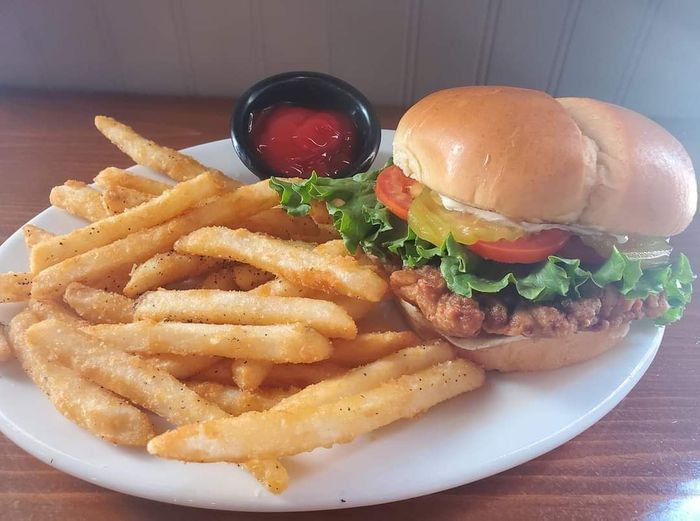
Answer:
[{"left": 1, "top": 0, "right": 699, "bottom": 121}]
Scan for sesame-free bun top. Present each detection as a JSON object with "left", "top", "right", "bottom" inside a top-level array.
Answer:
[{"left": 393, "top": 86, "right": 696, "bottom": 236}]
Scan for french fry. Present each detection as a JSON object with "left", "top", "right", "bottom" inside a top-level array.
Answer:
[
  {"left": 31, "top": 181, "right": 279, "bottom": 298},
  {"left": 263, "top": 361, "right": 346, "bottom": 388},
  {"left": 241, "top": 459, "right": 289, "bottom": 495},
  {"left": 231, "top": 360, "right": 272, "bottom": 391},
  {"left": 83, "top": 321, "right": 332, "bottom": 363},
  {"left": 330, "top": 331, "right": 422, "bottom": 367},
  {"left": 94, "top": 266, "right": 132, "bottom": 294},
  {"left": 147, "top": 359, "right": 485, "bottom": 461},
  {"left": 0, "top": 325, "right": 12, "bottom": 362},
  {"left": 309, "top": 200, "right": 333, "bottom": 226},
  {"left": 63, "top": 282, "right": 134, "bottom": 323},
  {"left": 94, "top": 116, "right": 239, "bottom": 189},
  {"left": 9, "top": 311, "right": 155, "bottom": 445},
  {"left": 26, "top": 319, "right": 228, "bottom": 425},
  {"left": 187, "top": 382, "right": 292, "bottom": 416},
  {"left": 32, "top": 172, "right": 226, "bottom": 272},
  {"left": 175, "top": 228, "right": 388, "bottom": 302},
  {"left": 135, "top": 289, "right": 357, "bottom": 339},
  {"left": 200, "top": 266, "right": 238, "bottom": 290},
  {"left": 312, "top": 240, "right": 349, "bottom": 258},
  {"left": 124, "top": 252, "right": 222, "bottom": 297},
  {"left": 144, "top": 341, "right": 289, "bottom": 493},
  {"left": 143, "top": 354, "right": 219, "bottom": 379},
  {"left": 314, "top": 240, "right": 382, "bottom": 273},
  {"left": 102, "top": 186, "right": 154, "bottom": 214},
  {"left": 49, "top": 181, "right": 110, "bottom": 222},
  {"left": 94, "top": 167, "right": 171, "bottom": 195},
  {"left": 275, "top": 342, "right": 454, "bottom": 411},
  {"left": 240, "top": 208, "right": 339, "bottom": 242},
  {"left": 251, "top": 278, "right": 376, "bottom": 320},
  {"left": 22, "top": 224, "right": 55, "bottom": 249},
  {"left": 28, "top": 298, "right": 87, "bottom": 326},
  {"left": 0, "top": 272, "right": 32, "bottom": 302},
  {"left": 231, "top": 265, "right": 273, "bottom": 291},
  {"left": 189, "top": 358, "right": 233, "bottom": 385}
]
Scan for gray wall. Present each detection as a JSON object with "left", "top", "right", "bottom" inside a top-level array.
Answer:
[{"left": 2, "top": 0, "right": 699, "bottom": 156}]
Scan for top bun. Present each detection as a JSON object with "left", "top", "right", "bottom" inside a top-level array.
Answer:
[{"left": 393, "top": 86, "right": 696, "bottom": 236}]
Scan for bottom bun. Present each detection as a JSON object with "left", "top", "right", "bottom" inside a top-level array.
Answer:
[{"left": 397, "top": 299, "right": 630, "bottom": 372}]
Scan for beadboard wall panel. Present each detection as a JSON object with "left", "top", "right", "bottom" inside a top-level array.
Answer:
[
  {"left": 484, "top": 0, "right": 571, "bottom": 91},
  {"left": 10, "top": 0, "right": 120, "bottom": 91},
  {"left": 328, "top": 0, "right": 413, "bottom": 106},
  {"left": 554, "top": 0, "right": 652, "bottom": 102},
  {"left": 0, "top": 2, "right": 42, "bottom": 87},
  {"left": 624, "top": 0, "right": 700, "bottom": 119},
  {"left": 412, "top": 0, "right": 490, "bottom": 101},
  {"left": 179, "top": 0, "right": 259, "bottom": 97},
  {"left": 260, "top": 0, "right": 330, "bottom": 76},
  {"left": 0, "top": 0, "right": 697, "bottom": 120}
]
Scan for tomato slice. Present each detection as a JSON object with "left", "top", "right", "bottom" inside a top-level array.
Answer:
[
  {"left": 468, "top": 229, "right": 571, "bottom": 264},
  {"left": 375, "top": 165, "right": 417, "bottom": 220}
]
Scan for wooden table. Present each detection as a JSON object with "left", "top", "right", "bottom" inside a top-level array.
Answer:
[{"left": 0, "top": 90, "right": 697, "bottom": 521}]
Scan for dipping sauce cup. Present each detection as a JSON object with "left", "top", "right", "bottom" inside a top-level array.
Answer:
[{"left": 231, "top": 71, "right": 381, "bottom": 180}]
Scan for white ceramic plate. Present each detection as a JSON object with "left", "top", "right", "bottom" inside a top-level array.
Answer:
[{"left": 0, "top": 130, "right": 664, "bottom": 512}]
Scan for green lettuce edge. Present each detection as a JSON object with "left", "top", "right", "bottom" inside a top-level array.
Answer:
[{"left": 269, "top": 170, "right": 694, "bottom": 325}]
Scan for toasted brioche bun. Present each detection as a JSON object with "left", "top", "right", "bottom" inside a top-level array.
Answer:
[
  {"left": 397, "top": 299, "right": 630, "bottom": 372},
  {"left": 393, "top": 86, "right": 696, "bottom": 237}
]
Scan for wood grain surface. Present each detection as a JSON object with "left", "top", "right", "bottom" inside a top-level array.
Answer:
[{"left": 0, "top": 90, "right": 697, "bottom": 521}]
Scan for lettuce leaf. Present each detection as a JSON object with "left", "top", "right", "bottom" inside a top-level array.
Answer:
[{"left": 270, "top": 170, "right": 694, "bottom": 325}]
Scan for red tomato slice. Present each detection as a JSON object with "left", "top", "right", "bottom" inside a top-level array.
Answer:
[
  {"left": 469, "top": 229, "right": 571, "bottom": 264},
  {"left": 375, "top": 165, "right": 417, "bottom": 220}
]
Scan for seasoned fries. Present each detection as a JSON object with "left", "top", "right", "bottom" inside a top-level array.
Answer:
[
  {"left": 200, "top": 267, "right": 238, "bottom": 290},
  {"left": 27, "top": 319, "right": 228, "bottom": 425},
  {"left": 49, "top": 181, "right": 110, "bottom": 222},
  {"left": 147, "top": 359, "right": 485, "bottom": 461},
  {"left": 0, "top": 325, "right": 11, "bottom": 362},
  {"left": 9, "top": 311, "right": 155, "bottom": 445},
  {"left": 251, "top": 278, "right": 376, "bottom": 320},
  {"left": 95, "top": 167, "right": 171, "bottom": 195},
  {"left": 263, "top": 361, "right": 346, "bottom": 388},
  {"left": 187, "top": 382, "right": 292, "bottom": 416},
  {"left": 240, "top": 207, "right": 339, "bottom": 242},
  {"left": 330, "top": 331, "right": 422, "bottom": 367},
  {"left": 95, "top": 266, "right": 132, "bottom": 294},
  {"left": 135, "top": 289, "right": 357, "bottom": 339},
  {"left": 144, "top": 353, "right": 219, "bottom": 379},
  {"left": 22, "top": 224, "right": 55, "bottom": 248},
  {"left": 189, "top": 358, "right": 234, "bottom": 385},
  {"left": 231, "top": 359, "right": 272, "bottom": 391},
  {"left": 0, "top": 272, "right": 32, "bottom": 302},
  {"left": 241, "top": 459, "right": 289, "bottom": 494},
  {"left": 275, "top": 343, "right": 454, "bottom": 411},
  {"left": 102, "top": 186, "right": 154, "bottom": 214},
  {"left": 0, "top": 114, "right": 489, "bottom": 495},
  {"left": 32, "top": 181, "right": 279, "bottom": 298},
  {"left": 230, "top": 265, "right": 273, "bottom": 290},
  {"left": 124, "top": 252, "right": 222, "bottom": 297},
  {"left": 28, "top": 298, "right": 87, "bottom": 325},
  {"left": 94, "top": 116, "right": 239, "bottom": 189},
  {"left": 83, "top": 321, "right": 333, "bottom": 363},
  {"left": 175, "top": 228, "right": 388, "bottom": 302},
  {"left": 63, "top": 282, "right": 134, "bottom": 323},
  {"left": 32, "top": 172, "right": 226, "bottom": 272}
]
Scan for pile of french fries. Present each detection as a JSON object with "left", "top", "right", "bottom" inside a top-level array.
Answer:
[{"left": 0, "top": 116, "right": 485, "bottom": 493}]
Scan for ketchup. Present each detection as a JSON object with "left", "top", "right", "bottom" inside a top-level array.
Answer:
[{"left": 249, "top": 104, "right": 357, "bottom": 177}]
